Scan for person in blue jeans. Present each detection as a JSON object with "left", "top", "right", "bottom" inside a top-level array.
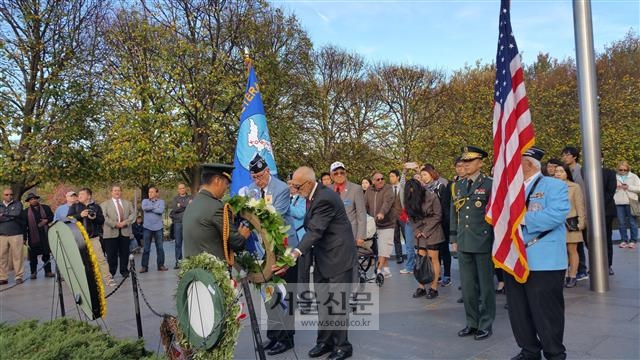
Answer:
[
  {"left": 169, "top": 183, "right": 192, "bottom": 269},
  {"left": 614, "top": 161, "right": 639, "bottom": 249},
  {"left": 140, "top": 187, "right": 168, "bottom": 272}
]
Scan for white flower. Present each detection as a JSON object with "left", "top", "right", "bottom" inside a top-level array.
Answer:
[
  {"left": 247, "top": 198, "right": 260, "bottom": 208},
  {"left": 284, "top": 247, "right": 293, "bottom": 256},
  {"left": 265, "top": 204, "right": 277, "bottom": 214}
]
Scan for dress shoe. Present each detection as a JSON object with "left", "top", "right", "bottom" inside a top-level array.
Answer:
[
  {"left": 267, "top": 341, "right": 293, "bottom": 356},
  {"left": 328, "top": 349, "right": 352, "bottom": 360},
  {"left": 457, "top": 326, "right": 477, "bottom": 337},
  {"left": 139, "top": 267, "right": 148, "bottom": 273},
  {"left": 45, "top": 272, "right": 55, "bottom": 278},
  {"left": 510, "top": 352, "right": 541, "bottom": 360},
  {"left": 456, "top": 297, "right": 464, "bottom": 303},
  {"left": 173, "top": 264, "right": 180, "bottom": 270},
  {"left": 0, "top": 280, "right": 8, "bottom": 285},
  {"left": 474, "top": 328, "right": 492, "bottom": 340},
  {"left": 396, "top": 257, "right": 404, "bottom": 264},
  {"left": 308, "top": 343, "right": 332, "bottom": 358},
  {"left": 30, "top": 273, "right": 37, "bottom": 279},
  {"left": 262, "top": 339, "right": 277, "bottom": 350},
  {"left": 158, "top": 266, "right": 169, "bottom": 271}
]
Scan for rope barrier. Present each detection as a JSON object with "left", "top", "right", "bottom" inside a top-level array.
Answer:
[
  {"left": 133, "top": 270, "right": 166, "bottom": 318},
  {"left": 104, "top": 274, "right": 129, "bottom": 299}
]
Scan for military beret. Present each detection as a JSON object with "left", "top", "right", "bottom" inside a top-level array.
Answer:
[
  {"left": 460, "top": 146, "right": 488, "bottom": 161},
  {"left": 249, "top": 154, "right": 268, "bottom": 173},
  {"left": 201, "top": 163, "right": 234, "bottom": 182},
  {"left": 523, "top": 147, "right": 545, "bottom": 161}
]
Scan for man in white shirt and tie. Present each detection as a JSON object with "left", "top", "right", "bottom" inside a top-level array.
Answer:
[{"left": 101, "top": 185, "right": 136, "bottom": 278}]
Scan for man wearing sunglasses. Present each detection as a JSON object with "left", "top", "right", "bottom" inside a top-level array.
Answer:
[
  {"left": 275, "top": 166, "right": 356, "bottom": 360},
  {"left": 0, "top": 188, "right": 25, "bottom": 285},
  {"left": 364, "top": 172, "right": 397, "bottom": 278}
]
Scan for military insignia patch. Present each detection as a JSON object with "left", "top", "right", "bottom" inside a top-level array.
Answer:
[
  {"left": 530, "top": 192, "right": 544, "bottom": 198},
  {"left": 529, "top": 202, "right": 543, "bottom": 212},
  {"left": 475, "top": 201, "right": 483, "bottom": 208},
  {"left": 474, "top": 189, "right": 486, "bottom": 195}
]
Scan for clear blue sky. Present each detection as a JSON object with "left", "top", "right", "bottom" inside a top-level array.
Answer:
[{"left": 271, "top": 0, "right": 639, "bottom": 72}]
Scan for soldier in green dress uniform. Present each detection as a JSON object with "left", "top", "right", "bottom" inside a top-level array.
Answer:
[
  {"left": 183, "top": 163, "right": 251, "bottom": 260},
  {"left": 450, "top": 146, "right": 495, "bottom": 341}
]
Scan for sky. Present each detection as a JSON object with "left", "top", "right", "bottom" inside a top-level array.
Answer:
[{"left": 270, "top": 0, "right": 639, "bottom": 72}]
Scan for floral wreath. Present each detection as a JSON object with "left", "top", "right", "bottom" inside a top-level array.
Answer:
[
  {"left": 226, "top": 195, "right": 296, "bottom": 284},
  {"left": 76, "top": 221, "right": 107, "bottom": 318},
  {"left": 162, "top": 195, "right": 295, "bottom": 359}
]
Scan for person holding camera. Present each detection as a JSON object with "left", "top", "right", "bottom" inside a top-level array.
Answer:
[{"left": 68, "top": 188, "right": 113, "bottom": 286}]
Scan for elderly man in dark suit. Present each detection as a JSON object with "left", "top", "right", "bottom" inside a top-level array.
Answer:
[{"left": 275, "top": 166, "right": 357, "bottom": 360}]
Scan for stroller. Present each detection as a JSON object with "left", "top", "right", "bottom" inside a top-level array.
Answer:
[{"left": 357, "top": 215, "right": 384, "bottom": 288}]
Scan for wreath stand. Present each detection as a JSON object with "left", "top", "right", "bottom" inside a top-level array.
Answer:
[{"left": 225, "top": 208, "right": 276, "bottom": 360}]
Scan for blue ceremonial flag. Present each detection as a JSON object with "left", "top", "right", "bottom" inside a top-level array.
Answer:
[{"left": 231, "top": 62, "right": 279, "bottom": 195}]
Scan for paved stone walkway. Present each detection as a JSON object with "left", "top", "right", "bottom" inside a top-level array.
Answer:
[{"left": 1, "top": 239, "right": 638, "bottom": 359}]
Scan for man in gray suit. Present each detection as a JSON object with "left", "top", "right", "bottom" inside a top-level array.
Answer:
[
  {"left": 329, "top": 161, "right": 366, "bottom": 247},
  {"left": 101, "top": 185, "right": 136, "bottom": 277}
]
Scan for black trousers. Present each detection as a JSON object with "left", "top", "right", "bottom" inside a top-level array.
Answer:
[
  {"left": 28, "top": 244, "right": 52, "bottom": 274},
  {"left": 577, "top": 229, "right": 588, "bottom": 274},
  {"left": 505, "top": 270, "right": 566, "bottom": 360},
  {"left": 393, "top": 220, "right": 405, "bottom": 259},
  {"left": 103, "top": 235, "right": 130, "bottom": 276},
  {"left": 266, "top": 262, "right": 297, "bottom": 345},
  {"left": 438, "top": 239, "right": 451, "bottom": 277},
  {"left": 315, "top": 268, "right": 353, "bottom": 354},
  {"left": 605, "top": 216, "right": 614, "bottom": 267}
]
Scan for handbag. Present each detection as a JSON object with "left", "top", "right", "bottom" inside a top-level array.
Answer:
[
  {"left": 413, "top": 254, "right": 434, "bottom": 285},
  {"left": 565, "top": 216, "right": 580, "bottom": 232},
  {"left": 630, "top": 197, "right": 640, "bottom": 217}
]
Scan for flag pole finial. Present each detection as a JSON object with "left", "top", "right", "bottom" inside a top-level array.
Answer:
[{"left": 244, "top": 47, "right": 252, "bottom": 71}]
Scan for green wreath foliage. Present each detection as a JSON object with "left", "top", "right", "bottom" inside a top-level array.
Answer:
[
  {"left": 0, "top": 318, "right": 157, "bottom": 360},
  {"left": 227, "top": 195, "right": 296, "bottom": 280},
  {"left": 176, "top": 253, "right": 241, "bottom": 360}
]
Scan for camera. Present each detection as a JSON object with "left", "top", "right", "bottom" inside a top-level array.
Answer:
[{"left": 87, "top": 205, "right": 97, "bottom": 217}]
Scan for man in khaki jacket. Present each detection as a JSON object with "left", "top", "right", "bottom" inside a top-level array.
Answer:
[{"left": 101, "top": 185, "right": 136, "bottom": 278}]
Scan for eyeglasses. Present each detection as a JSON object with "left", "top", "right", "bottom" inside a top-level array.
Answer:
[
  {"left": 373, "top": 177, "right": 384, "bottom": 182},
  {"left": 251, "top": 170, "right": 268, "bottom": 180},
  {"left": 289, "top": 180, "right": 308, "bottom": 190},
  {"left": 332, "top": 171, "right": 346, "bottom": 176},
  {"left": 619, "top": 169, "right": 629, "bottom": 172}
]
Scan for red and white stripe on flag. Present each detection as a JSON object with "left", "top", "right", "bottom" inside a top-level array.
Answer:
[{"left": 486, "top": 0, "right": 535, "bottom": 283}]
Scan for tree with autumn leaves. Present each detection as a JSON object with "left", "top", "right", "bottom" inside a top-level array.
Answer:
[{"left": 1, "top": 0, "right": 638, "bottom": 197}]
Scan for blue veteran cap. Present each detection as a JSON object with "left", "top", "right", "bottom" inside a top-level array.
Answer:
[{"left": 523, "top": 147, "right": 545, "bottom": 161}]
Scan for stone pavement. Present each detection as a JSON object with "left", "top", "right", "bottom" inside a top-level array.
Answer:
[{"left": 1, "top": 239, "right": 638, "bottom": 360}]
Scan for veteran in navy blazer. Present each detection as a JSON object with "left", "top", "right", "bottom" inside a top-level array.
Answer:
[
  {"left": 276, "top": 166, "right": 357, "bottom": 360},
  {"left": 506, "top": 147, "right": 570, "bottom": 360}
]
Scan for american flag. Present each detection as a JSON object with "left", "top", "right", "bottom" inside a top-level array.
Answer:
[{"left": 486, "top": 0, "right": 535, "bottom": 283}]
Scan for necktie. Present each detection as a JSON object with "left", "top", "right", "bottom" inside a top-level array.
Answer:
[
  {"left": 116, "top": 199, "right": 125, "bottom": 222},
  {"left": 394, "top": 186, "right": 398, "bottom": 197},
  {"left": 334, "top": 185, "right": 340, "bottom": 194},
  {"left": 260, "top": 188, "right": 265, "bottom": 199},
  {"left": 467, "top": 179, "right": 474, "bottom": 193},
  {"left": 306, "top": 198, "right": 310, "bottom": 209}
]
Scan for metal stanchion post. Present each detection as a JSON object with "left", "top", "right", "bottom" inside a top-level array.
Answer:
[
  {"left": 129, "top": 254, "right": 143, "bottom": 338},
  {"left": 56, "top": 264, "right": 65, "bottom": 317},
  {"left": 240, "top": 274, "right": 266, "bottom": 360}
]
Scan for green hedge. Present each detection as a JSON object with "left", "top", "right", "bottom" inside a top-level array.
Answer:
[{"left": 0, "top": 318, "right": 163, "bottom": 360}]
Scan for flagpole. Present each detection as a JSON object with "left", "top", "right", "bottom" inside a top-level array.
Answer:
[
  {"left": 244, "top": 47, "right": 252, "bottom": 74},
  {"left": 572, "top": 0, "right": 608, "bottom": 293}
]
